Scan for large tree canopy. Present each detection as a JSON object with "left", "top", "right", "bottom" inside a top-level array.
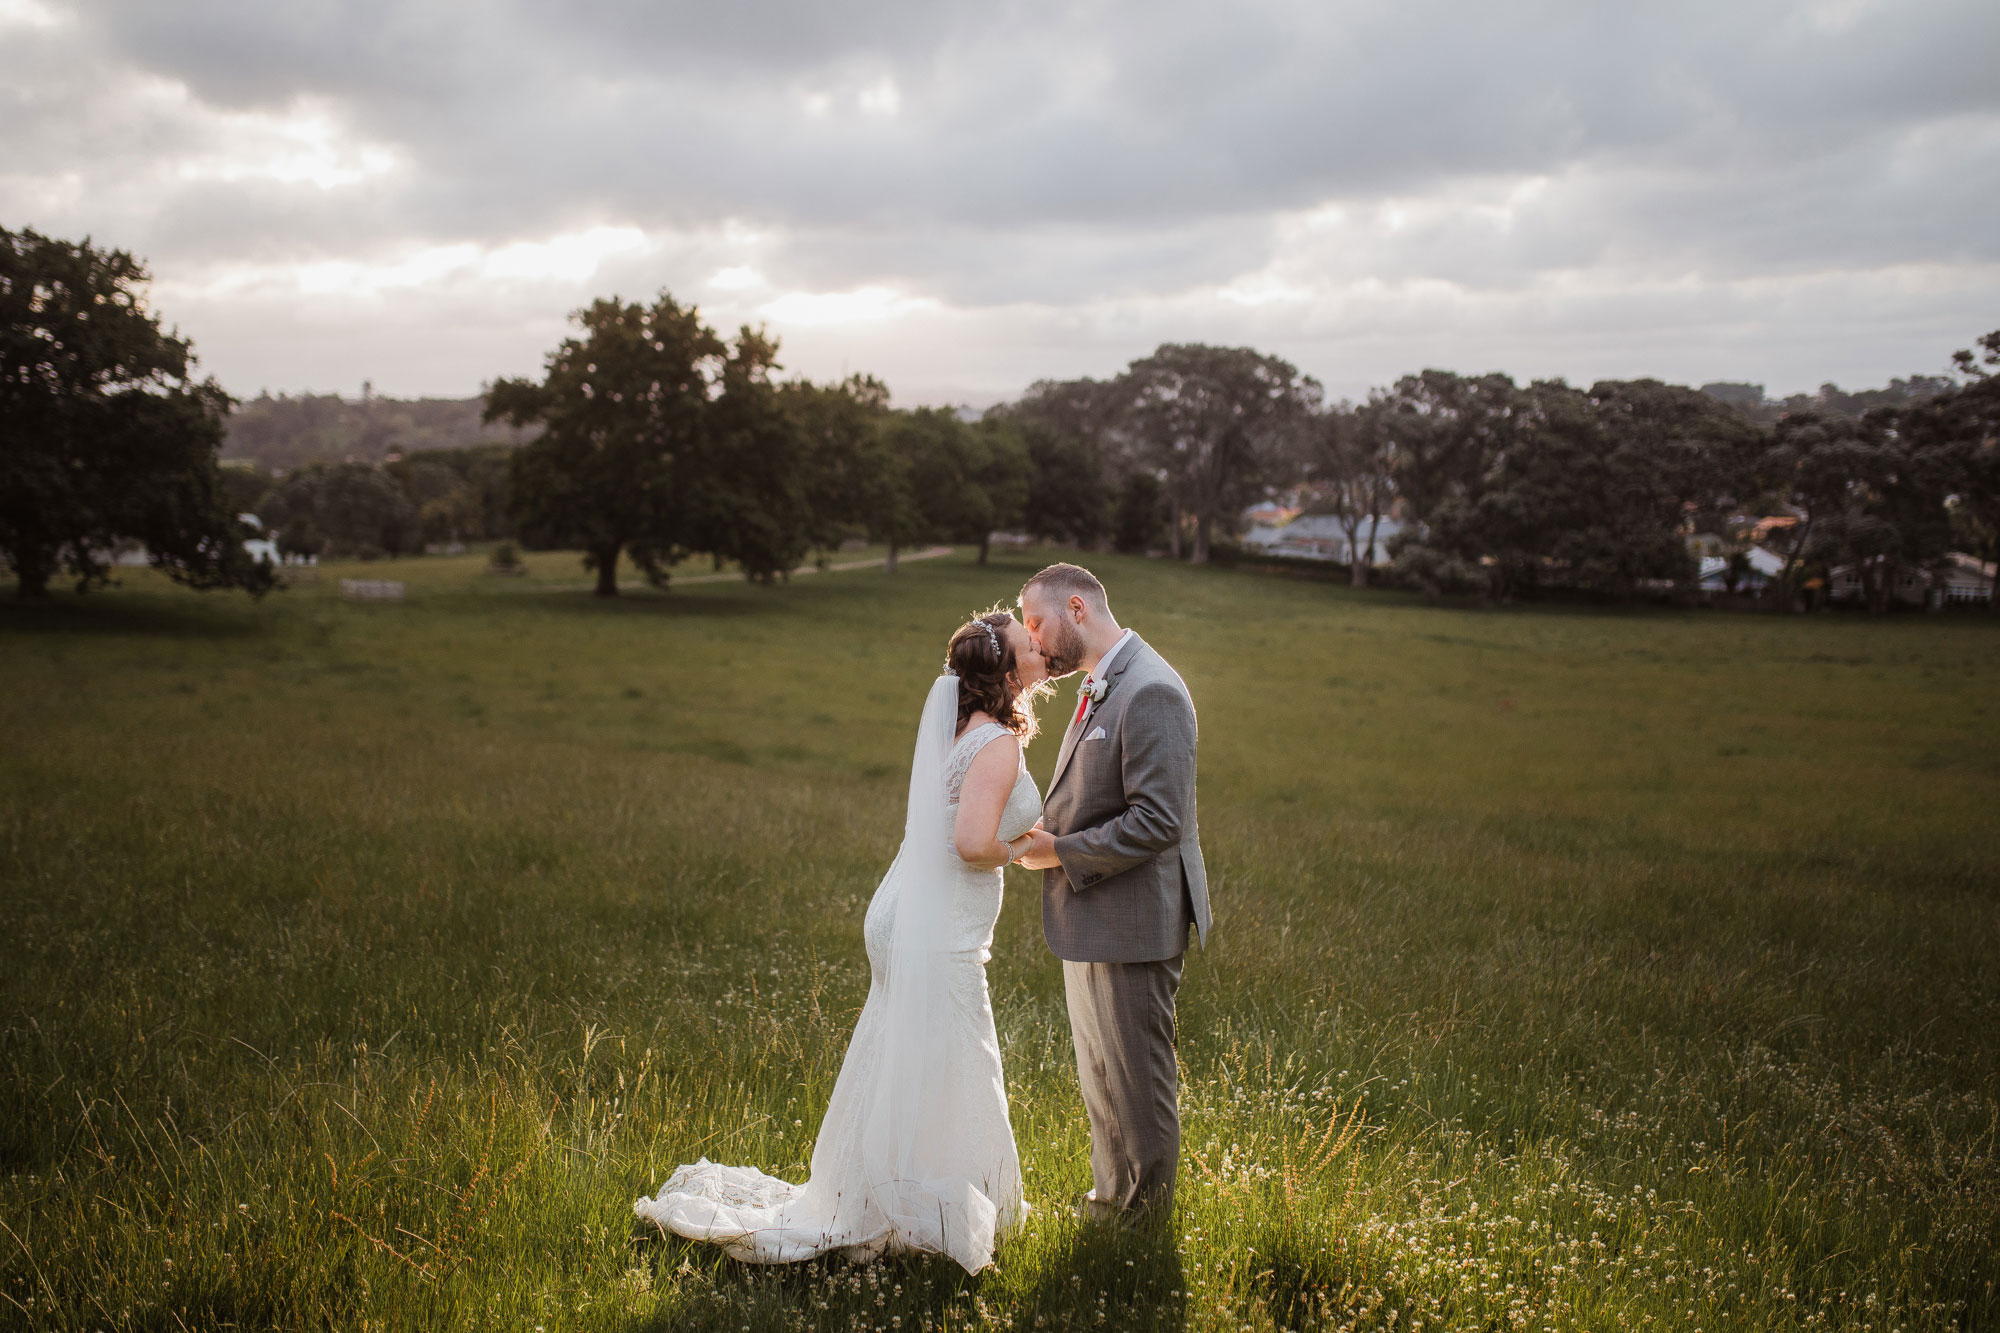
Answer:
[
  {"left": 903, "top": 410, "right": 1030, "bottom": 566},
  {"left": 1386, "top": 371, "right": 1764, "bottom": 599},
  {"left": 988, "top": 377, "right": 1125, "bottom": 550},
  {"left": 487, "top": 294, "right": 869, "bottom": 594},
  {"left": 779, "top": 373, "right": 892, "bottom": 558},
  {"left": 690, "top": 326, "right": 818, "bottom": 583},
  {"left": 1939, "top": 332, "right": 2000, "bottom": 613},
  {"left": 1118, "top": 344, "right": 1321, "bottom": 563},
  {"left": 1306, "top": 398, "right": 1398, "bottom": 588},
  {"left": 0, "top": 228, "right": 273, "bottom": 598},
  {"left": 486, "top": 293, "right": 729, "bottom": 596},
  {"left": 259, "top": 462, "right": 420, "bottom": 561}
]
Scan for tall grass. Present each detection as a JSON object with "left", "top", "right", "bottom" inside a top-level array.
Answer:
[{"left": 2, "top": 551, "right": 1995, "bottom": 1330}]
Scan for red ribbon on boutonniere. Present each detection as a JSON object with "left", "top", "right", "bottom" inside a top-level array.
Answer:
[{"left": 1072, "top": 673, "right": 1105, "bottom": 728}]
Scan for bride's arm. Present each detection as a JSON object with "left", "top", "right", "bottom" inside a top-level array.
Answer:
[{"left": 953, "top": 733, "right": 1025, "bottom": 869}]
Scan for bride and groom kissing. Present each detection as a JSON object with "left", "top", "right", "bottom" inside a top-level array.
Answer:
[{"left": 636, "top": 561, "right": 1211, "bottom": 1274}]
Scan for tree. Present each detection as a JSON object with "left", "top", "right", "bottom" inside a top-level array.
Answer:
[
  {"left": 1307, "top": 400, "right": 1396, "bottom": 587},
  {"left": 418, "top": 484, "right": 483, "bottom": 547},
  {"left": 0, "top": 228, "right": 274, "bottom": 598},
  {"left": 1378, "top": 370, "right": 1527, "bottom": 595},
  {"left": 1941, "top": 330, "right": 2000, "bottom": 614},
  {"left": 689, "top": 326, "right": 819, "bottom": 583},
  {"left": 1117, "top": 344, "right": 1321, "bottom": 563},
  {"left": 218, "top": 464, "right": 274, "bottom": 519},
  {"left": 781, "top": 373, "right": 892, "bottom": 555},
  {"left": 1585, "top": 378, "right": 1763, "bottom": 594},
  {"left": 904, "top": 412, "right": 1029, "bottom": 565},
  {"left": 260, "top": 462, "right": 419, "bottom": 560},
  {"left": 1505, "top": 380, "right": 1710, "bottom": 600},
  {"left": 276, "top": 516, "right": 324, "bottom": 563},
  {"left": 858, "top": 432, "right": 922, "bottom": 574},
  {"left": 1409, "top": 379, "right": 1597, "bottom": 601},
  {"left": 1112, "top": 470, "right": 1167, "bottom": 554},
  {"left": 1378, "top": 370, "right": 1525, "bottom": 529},
  {"left": 398, "top": 442, "right": 518, "bottom": 543},
  {"left": 1700, "top": 382, "right": 1767, "bottom": 415},
  {"left": 998, "top": 376, "right": 1126, "bottom": 460},
  {"left": 330, "top": 463, "right": 419, "bottom": 557},
  {"left": 386, "top": 457, "right": 467, "bottom": 546},
  {"left": 870, "top": 409, "right": 970, "bottom": 571},
  {"left": 1016, "top": 421, "right": 1110, "bottom": 548},
  {"left": 990, "top": 376, "right": 1131, "bottom": 549},
  {"left": 1755, "top": 411, "right": 1876, "bottom": 611},
  {"left": 1388, "top": 376, "right": 1760, "bottom": 601},
  {"left": 487, "top": 293, "right": 727, "bottom": 596},
  {"left": 1754, "top": 408, "right": 1955, "bottom": 613}
]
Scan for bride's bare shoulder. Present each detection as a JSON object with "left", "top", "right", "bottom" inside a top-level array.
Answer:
[{"left": 966, "top": 723, "right": 1020, "bottom": 768}]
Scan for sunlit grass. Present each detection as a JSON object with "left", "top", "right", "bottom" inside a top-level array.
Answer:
[{"left": 2, "top": 551, "right": 1995, "bottom": 1330}]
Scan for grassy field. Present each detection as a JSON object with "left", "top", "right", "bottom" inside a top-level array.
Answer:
[{"left": 2, "top": 549, "right": 1996, "bottom": 1332}]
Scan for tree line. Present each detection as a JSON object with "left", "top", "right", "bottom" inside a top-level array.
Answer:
[
  {"left": 5, "top": 227, "right": 1996, "bottom": 611},
  {"left": 224, "top": 445, "right": 515, "bottom": 563},
  {"left": 1297, "top": 357, "right": 2000, "bottom": 609},
  {"left": 985, "top": 344, "right": 2000, "bottom": 613}
]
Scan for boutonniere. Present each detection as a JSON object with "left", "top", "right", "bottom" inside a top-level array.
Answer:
[{"left": 1080, "top": 675, "right": 1107, "bottom": 703}]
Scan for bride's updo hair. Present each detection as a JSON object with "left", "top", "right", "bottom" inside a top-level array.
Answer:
[{"left": 945, "top": 607, "right": 1047, "bottom": 742}]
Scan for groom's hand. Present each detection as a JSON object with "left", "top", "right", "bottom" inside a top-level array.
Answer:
[{"left": 1016, "top": 827, "right": 1061, "bottom": 871}]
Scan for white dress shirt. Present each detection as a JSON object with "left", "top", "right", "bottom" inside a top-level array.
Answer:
[{"left": 1077, "top": 628, "right": 1134, "bottom": 729}]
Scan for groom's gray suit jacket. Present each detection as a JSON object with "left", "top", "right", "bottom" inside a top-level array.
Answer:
[{"left": 1042, "top": 634, "right": 1211, "bottom": 963}]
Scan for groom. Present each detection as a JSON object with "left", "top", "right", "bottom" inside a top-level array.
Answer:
[{"left": 1014, "top": 562, "right": 1210, "bottom": 1222}]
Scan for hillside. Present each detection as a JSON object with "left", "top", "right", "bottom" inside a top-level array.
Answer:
[{"left": 221, "top": 390, "right": 538, "bottom": 473}]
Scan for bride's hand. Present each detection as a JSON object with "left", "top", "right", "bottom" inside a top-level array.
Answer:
[{"left": 1016, "top": 827, "right": 1061, "bottom": 871}]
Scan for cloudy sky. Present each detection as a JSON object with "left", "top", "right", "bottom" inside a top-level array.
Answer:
[{"left": 5, "top": 0, "right": 1996, "bottom": 407}]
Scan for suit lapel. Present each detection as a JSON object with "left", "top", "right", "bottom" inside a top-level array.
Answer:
[
  {"left": 1049, "top": 634, "right": 1146, "bottom": 795},
  {"left": 1051, "top": 711, "right": 1084, "bottom": 791}
]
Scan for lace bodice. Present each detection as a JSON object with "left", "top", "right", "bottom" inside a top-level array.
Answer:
[
  {"left": 946, "top": 722, "right": 1043, "bottom": 844},
  {"left": 945, "top": 722, "right": 1011, "bottom": 803}
]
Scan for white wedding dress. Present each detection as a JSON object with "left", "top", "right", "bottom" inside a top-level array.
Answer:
[{"left": 635, "top": 681, "right": 1041, "bottom": 1274}]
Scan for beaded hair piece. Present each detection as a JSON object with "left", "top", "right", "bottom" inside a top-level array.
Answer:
[{"left": 979, "top": 619, "right": 1002, "bottom": 657}]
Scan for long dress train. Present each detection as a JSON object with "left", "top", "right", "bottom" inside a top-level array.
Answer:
[{"left": 635, "top": 695, "right": 1040, "bottom": 1274}]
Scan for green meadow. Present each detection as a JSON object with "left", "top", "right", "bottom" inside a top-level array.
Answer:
[{"left": 2, "top": 550, "right": 1995, "bottom": 1332}]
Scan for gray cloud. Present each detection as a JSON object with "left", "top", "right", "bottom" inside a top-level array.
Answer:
[{"left": 4, "top": 0, "right": 1996, "bottom": 402}]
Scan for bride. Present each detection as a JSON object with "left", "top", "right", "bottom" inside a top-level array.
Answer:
[{"left": 635, "top": 609, "right": 1052, "bottom": 1274}]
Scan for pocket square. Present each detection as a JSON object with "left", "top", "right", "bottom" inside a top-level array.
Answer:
[{"left": 1085, "top": 725, "right": 1107, "bottom": 741}]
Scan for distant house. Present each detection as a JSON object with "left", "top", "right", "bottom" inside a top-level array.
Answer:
[
  {"left": 1685, "top": 532, "right": 1729, "bottom": 559},
  {"left": 1696, "top": 547, "right": 1787, "bottom": 593},
  {"left": 1945, "top": 553, "right": 1998, "bottom": 604},
  {"left": 1243, "top": 514, "right": 1404, "bottom": 565},
  {"left": 1829, "top": 554, "right": 1995, "bottom": 607},
  {"left": 239, "top": 513, "right": 281, "bottom": 566}
]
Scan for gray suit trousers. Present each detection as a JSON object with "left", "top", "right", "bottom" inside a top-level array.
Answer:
[{"left": 1063, "top": 954, "right": 1184, "bottom": 1212}]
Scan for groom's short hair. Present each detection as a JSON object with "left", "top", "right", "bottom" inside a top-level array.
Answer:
[{"left": 1020, "top": 562, "right": 1108, "bottom": 613}]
